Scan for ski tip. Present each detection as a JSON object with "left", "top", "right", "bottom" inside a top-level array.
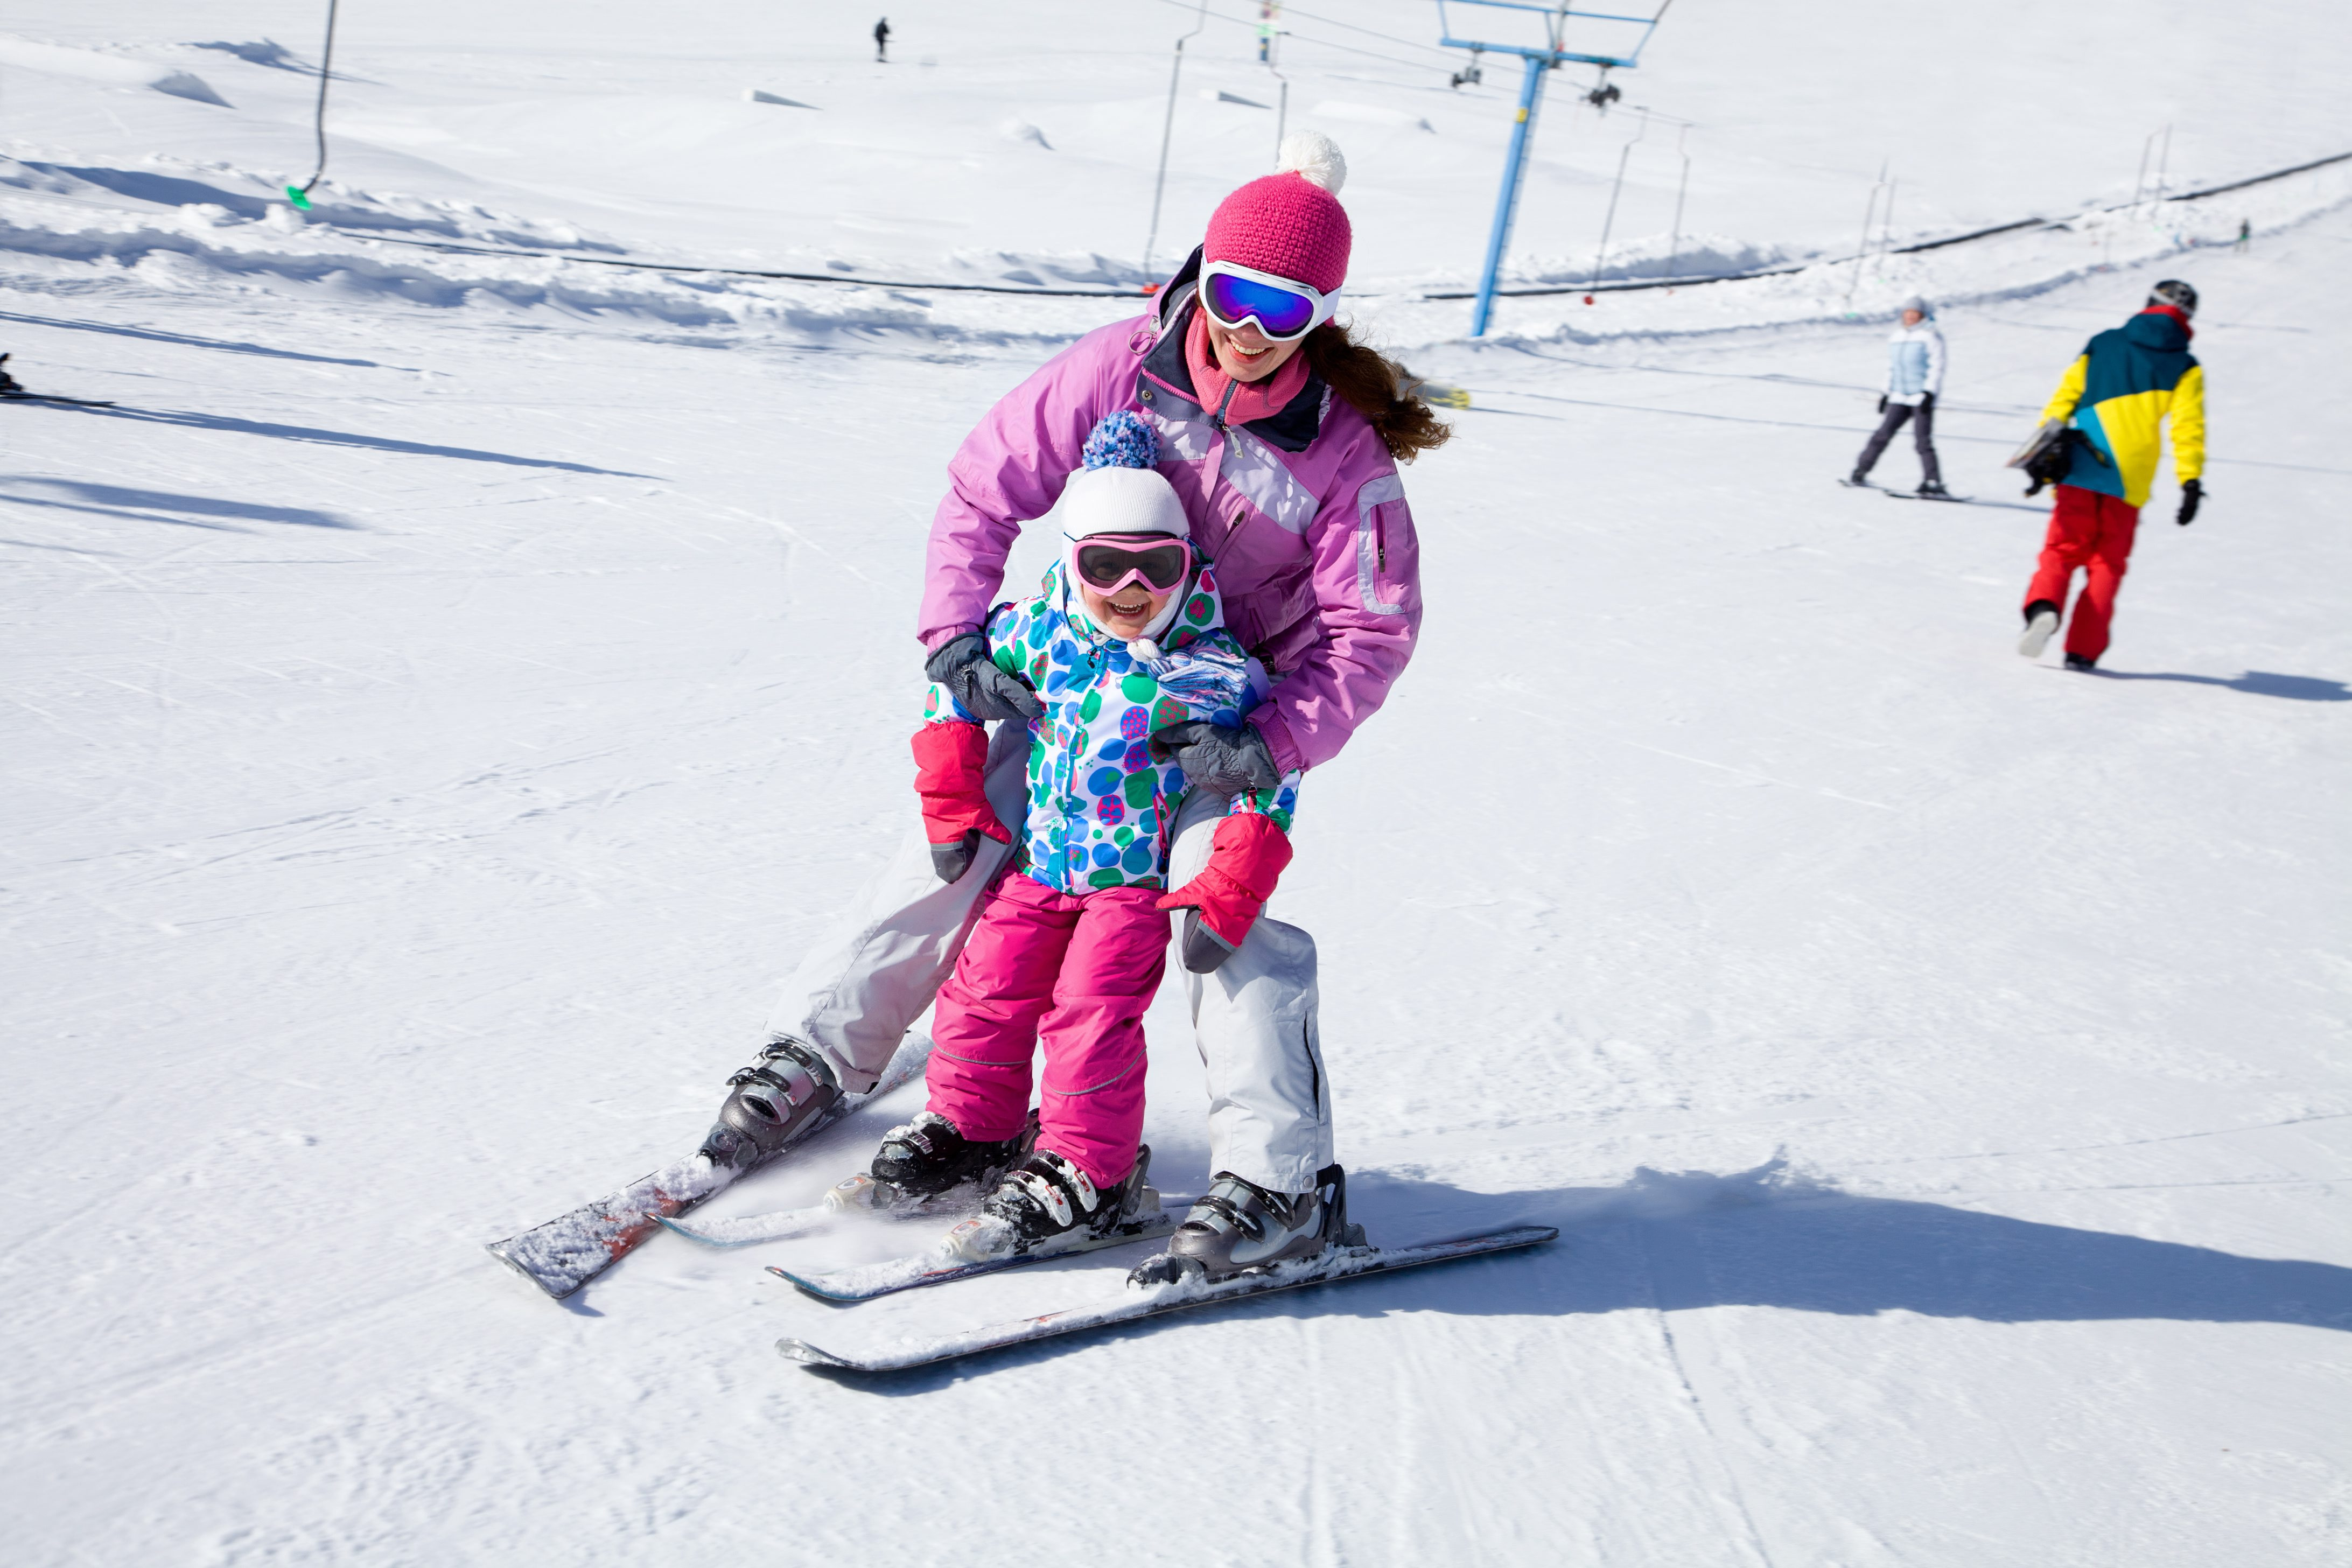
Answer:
[
  {"left": 484, "top": 1239, "right": 578, "bottom": 1300},
  {"left": 776, "top": 1337, "right": 855, "bottom": 1369}
]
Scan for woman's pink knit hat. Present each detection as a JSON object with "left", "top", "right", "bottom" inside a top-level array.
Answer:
[{"left": 1202, "top": 132, "right": 1352, "bottom": 295}]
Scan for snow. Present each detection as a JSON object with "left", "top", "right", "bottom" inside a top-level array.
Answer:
[{"left": 3, "top": 3, "right": 2347, "bottom": 1564}]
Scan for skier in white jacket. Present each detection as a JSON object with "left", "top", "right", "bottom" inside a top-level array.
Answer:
[{"left": 1847, "top": 295, "right": 1948, "bottom": 496}]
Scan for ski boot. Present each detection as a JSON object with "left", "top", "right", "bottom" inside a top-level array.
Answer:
[
  {"left": 1130, "top": 1164, "right": 1362, "bottom": 1286},
  {"left": 944, "top": 1146, "right": 1157, "bottom": 1262},
  {"left": 697, "top": 1037, "right": 840, "bottom": 1173},
  {"left": 2063, "top": 652, "right": 2098, "bottom": 672},
  {"left": 0, "top": 354, "right": 21, "bottom": 398},
  {"left": 2017, "top": 600, "right": 2060, "bottom": 659},
  {"left": 1916, "top": 479, "right": 1951, "bottom": 499},
  {"left": 828, "top": 1109, "right": 1037, "bottom": 1213}
]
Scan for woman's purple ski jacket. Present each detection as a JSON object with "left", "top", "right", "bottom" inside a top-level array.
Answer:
[{"left": 918, "top": 249, "right": 1423, "bottom": 776}]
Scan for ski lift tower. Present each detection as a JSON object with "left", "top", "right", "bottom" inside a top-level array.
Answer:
[{"left": 1436, "top": 1, "right": 1670, "bottom": 336}]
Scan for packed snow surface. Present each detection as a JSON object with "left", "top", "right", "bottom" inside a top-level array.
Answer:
[{"left": 3, "top": 3, "right": 2347, "bottom": 1564}]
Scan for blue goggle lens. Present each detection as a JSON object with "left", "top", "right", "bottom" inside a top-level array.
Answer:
[{"left": 1202, "top": 271, "right": 1318, "bottom": 338}]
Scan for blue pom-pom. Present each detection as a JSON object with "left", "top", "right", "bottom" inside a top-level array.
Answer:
[{"left": 1081, "top": 410, "right": 1160, "bottom": 471}]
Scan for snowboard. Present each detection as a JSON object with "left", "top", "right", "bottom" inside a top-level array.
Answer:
[
  {"left": 778, "top": 1224, "right": 1560, "bottom": 1374},
  {"left": 484, "top": 1033, "right": 930, "bottom": 1299}
]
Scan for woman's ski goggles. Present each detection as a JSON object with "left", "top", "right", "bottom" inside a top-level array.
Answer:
[
  {"left": 1199, "top": 260, "right": 1339, "bottom": 343},
  {"left": 1073, "top": 537, "right": 1192, "bottom": 597}
]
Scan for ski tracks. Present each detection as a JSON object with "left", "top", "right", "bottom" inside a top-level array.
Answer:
[{"left": 1635, "top": 1219, "right": 1783, "bottom": 1568}]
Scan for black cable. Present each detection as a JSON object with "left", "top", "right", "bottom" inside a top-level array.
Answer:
[{"left": 288, "top": 0, "right": 339, "bottom": 209}]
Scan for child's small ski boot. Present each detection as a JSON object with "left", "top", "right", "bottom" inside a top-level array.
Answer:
[
  {"left": 1131, "top": 1164, "right": 1363, "bottom": 1285},
  {"left": 946, "top": 1147, "right": 1157, "bottom": 1262},
  {"left": 832, "top": 1110, "right": 1035, "bottom": 1212}
]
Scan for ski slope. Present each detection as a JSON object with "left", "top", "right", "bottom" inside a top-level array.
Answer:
[{"left": 3, "top": 4, "right": 2348, "bottom": 1564}]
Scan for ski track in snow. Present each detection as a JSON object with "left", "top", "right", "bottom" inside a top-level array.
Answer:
[{"left": 3, "top": 3, "right": 2350, "bottom": 1565}]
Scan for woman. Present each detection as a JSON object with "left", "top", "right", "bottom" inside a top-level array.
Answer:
[{"left": 703, "top": 132, "right": 1450, "bottom": 1280}]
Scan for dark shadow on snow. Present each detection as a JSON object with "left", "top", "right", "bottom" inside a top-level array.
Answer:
[
  {"left": 1, "top": 478, "right": 358, "bottom": 531},
  {"left": 36, "top": 403, "right": 657, "bottom": 478},
  {"left": 2090, "top": 668, "right": 2350, "bottom": 702},
  {"left": 822, "top": 1158, "right": 2352, "bottom": 1391},
  {"left": 0, "top": 309, "right": 393, "bottom": 368}
]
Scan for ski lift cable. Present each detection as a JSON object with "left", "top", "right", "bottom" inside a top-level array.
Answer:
[
  {"left": 1150, "top": 0, "right": 1461, "bottom": 65},
  {"left": 1148, "top": 0, "right": 1467, "bottom": 78},
  {"left": 286, "top": 0, "right": 339, "bottom": 211}
]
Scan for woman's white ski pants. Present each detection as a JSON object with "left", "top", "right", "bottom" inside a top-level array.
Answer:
[{"left": 765, "top": 719, "right": 1333, "bottom": 1194}]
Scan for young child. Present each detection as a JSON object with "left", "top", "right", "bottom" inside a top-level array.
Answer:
[{"left": 872, "top": 412, "right": 1302, "bottom": 1261}]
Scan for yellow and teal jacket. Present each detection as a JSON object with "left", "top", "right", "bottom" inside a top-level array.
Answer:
[{"left": 2041, "top": 305, "right": 2204, "bottom": 509}]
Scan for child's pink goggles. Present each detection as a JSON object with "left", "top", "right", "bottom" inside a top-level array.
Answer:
[{"left": 1073, "top": 536, "right": 1192, "bottom": 596}]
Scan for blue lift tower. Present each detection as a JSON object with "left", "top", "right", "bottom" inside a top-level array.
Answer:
[{"left": 1436, "top": 1, "right": 1670, "bottom": 336}]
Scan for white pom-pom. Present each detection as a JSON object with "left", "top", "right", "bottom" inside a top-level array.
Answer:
[{"left": 1276, "top": 130, "right": 1346, "bottom": 195}]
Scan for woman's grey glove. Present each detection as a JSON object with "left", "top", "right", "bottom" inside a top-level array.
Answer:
[
  {"left": 923, "top": 632, "right": 1043, "bottom": 723},
  {"left": 1149, "top": 720, "right": 1283, "bottom": 797}
]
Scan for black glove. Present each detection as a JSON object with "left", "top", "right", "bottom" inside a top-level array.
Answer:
[
  {"left": 1919, "top": 391, "right": 1935, "bottom": 410},
  {"left": 2176, "top": 478, "right": 2202, "bottom": 527},
  {"left": 1876, "top": 394, "right": 1887, "bottom": 414},
  {"left": 1147, "top": 720, "right": 1282, "bottom": 797},
  {"left": 923, "top": 632, "right": 1042, "bottom": 723}
]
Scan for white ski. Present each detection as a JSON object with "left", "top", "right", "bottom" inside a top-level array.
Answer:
[
  {"left": 777, "top": 1225, "right": 1560, "bottom": 1373},
  {"left": 766, "top": 1206, "right": 1181, "bottom": 1302}
]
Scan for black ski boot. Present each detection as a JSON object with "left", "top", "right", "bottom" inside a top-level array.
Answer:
[
  {"left": 2064, "top": 652, "right": 2098, "bottom": 672},
  {"left": 0, "top": 354, "right": 22, "bottom": 397},
  {"left": 1916, "top": 479, "right": 1951, "bottom": 499},
  {"left": 858, "top": 1109, "right": 1035, "bottom": 1206},
  {"left": 1131, "top": 1164, "right": 1362, "bottom": 1285},
  {"left": 945, "top": 1146, "right": 1157, "bottom": 1262},
  {"left": 697, "top": 1037, "right": 839, "bottom": 1173}
]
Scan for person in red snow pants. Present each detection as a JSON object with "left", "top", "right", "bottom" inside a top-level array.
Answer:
[
  {"left": 923, "top": 877, "right": 1166, "bottom": 1192},
  {"left": 2025, "top": 486, "right": 2140, "bottom": 664}
]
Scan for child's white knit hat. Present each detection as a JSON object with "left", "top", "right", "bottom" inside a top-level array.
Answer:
[{"left": 1060, "top": 411, "right": 1188, "bottom": 541}]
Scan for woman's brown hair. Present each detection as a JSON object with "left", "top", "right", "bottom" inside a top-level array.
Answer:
[{"left": 1302, "top": 321, "right": 1453, "bottom": 463}]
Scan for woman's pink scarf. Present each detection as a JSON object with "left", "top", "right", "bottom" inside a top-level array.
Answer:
[{"left": 1185, "top": 306, "right": 1312, "bottom": 426}]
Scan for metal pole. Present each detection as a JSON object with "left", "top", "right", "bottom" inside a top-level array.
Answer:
[
  {"left": 288, "top": 0, "right": 340, "bottom": 207},
  {"left": 1588, "top": 109, "right": 1647, "bottom": 288},
  {"left": 2132, "top": 130, "right": 2154, "bottom": 206},
  {"left": 1143, "top": 1, "right": 1208, "bottom": 277},
  {"left": 2156, "top": 123, "right": 2171, "bottom": 198},
  {"left": 1267, "top": 27, "right": 1288, "bottom": 162},
  {"left": 1842, "top": 163, "right": 1885, "bottom": 309},
  {"left": 1880, "top": 176, "right": 1897, "bottom": 257},
  {"left": 1471, "top": 54, "right": 1551, "bottom": 338},
  {"left": 1664, "top": 124, "right": 1689, "bottom": 279}
]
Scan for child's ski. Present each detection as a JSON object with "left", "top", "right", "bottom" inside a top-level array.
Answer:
[
  {"left": 777, "top": 1225, "right": 1560, "bottom": 1373},
  {"left": 660, "top": 1173, "right": 964, "bottom": 1248},
  {"left": 1885, "top": 489, "right": 1972, "bottom": 503},
  {"left": 485, "top": 1034, "right": 929, "bottom": 1299},
  {"left": 766, "top": 1207, "right": 1181, "bottom": 1302}
]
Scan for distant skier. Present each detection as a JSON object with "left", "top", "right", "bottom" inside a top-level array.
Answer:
[
  {"left": 2016, "top": 279, "right": 2206, "bottom": 670},
  {"left": 2234, "top": 218, "right": 2251, "bottom": 253},
  {"left": 869, "top": 413, "right": 1301, "bottom": 1262},
  {"left": 873, "top": 17, "right": 890, "bottom": 61},
  {"left": 1846, "top": 295, "right": 1948, "bottom": 496}
]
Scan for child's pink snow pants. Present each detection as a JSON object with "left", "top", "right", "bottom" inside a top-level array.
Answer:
[{"left": 924, "top": 873, "right": 1168, "bottom": 1189}]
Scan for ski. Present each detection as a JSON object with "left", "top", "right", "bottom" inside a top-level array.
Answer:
[
  {"left": 1836, "top": 477, "right": 1878, "bottom": 489},
  {"left": 484, "top": 1033, "right": 929, "bottom": 1300},
  {"left": 0, "top": 353, "right": 114, "bottom": 407},
  {"left": 778, "top": 1224, "right": 1560, "bottom": 1373},
  {"left": 660, "top": 1173, "right": 960, "bottom": 1248},
  {"left": 766, "top": 1206, "right": 1181, "bottom": 1302},
  {"left": 0, "top": 392, "right": 117, "bottom": 408},
  {"left": 1885, "top": 489, "right": 1972, "bottom": 503}
]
